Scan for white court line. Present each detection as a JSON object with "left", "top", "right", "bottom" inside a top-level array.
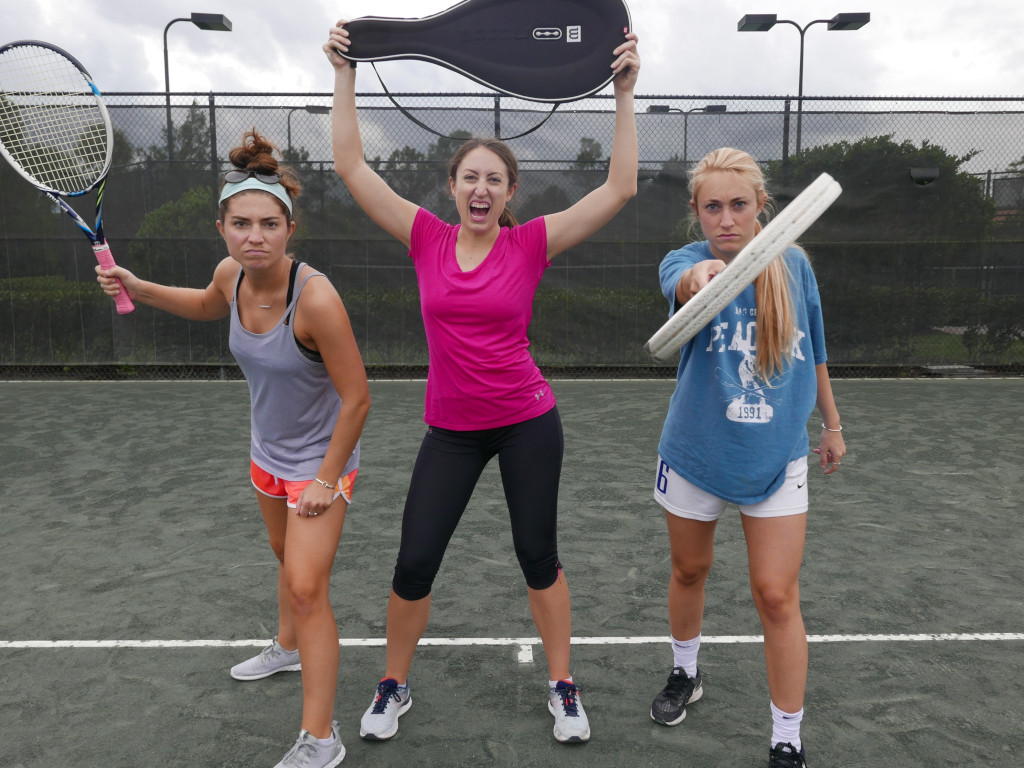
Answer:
[{"left": 2, "top": 633, "right": 1022, "bottom": 650}]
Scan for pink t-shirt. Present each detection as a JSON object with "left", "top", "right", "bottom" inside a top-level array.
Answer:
[{"left": 410, "top": 207, "right": 555, "bottom": 430}]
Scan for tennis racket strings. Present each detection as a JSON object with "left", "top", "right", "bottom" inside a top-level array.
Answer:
[{"left": 0, "top": 42, "right": 110, "bottom": 195}]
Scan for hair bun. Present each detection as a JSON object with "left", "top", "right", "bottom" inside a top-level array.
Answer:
[{"left": 226, "top": 129, "right": 302, "bottom": 202}]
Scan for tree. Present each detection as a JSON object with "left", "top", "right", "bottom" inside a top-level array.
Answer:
[
  {"left": 517, "top": 184, "right": 572, "bottom": 224},
  {"left": 768, "top": 134, "right": 995, "bottom": 243},
  {"left": 572, "top": 137, "right": 604, "bottom": 170},
  {"left": 142, "top": 100, "right": 213, "bottom": 166},
  {"left": 127, "top": 185, "right": 220, "bottom": 275},
  {"left": 636, "top": 153, "right": 693, "bottom": 243},
  {"left": 110, "top": 125, "right": 136, "bottom": 169},
  {"left": 0, "top": 95, "right": 66, "bottom": 248},
  {"left": 769, "top": 136, "right": 1012, "bottom": 366},
  {"left": 370, "top": 130, "right": 473, "bottom": 209}
]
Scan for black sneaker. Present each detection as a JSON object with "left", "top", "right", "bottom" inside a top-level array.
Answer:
[
  {"left": 769, "top": 742, "right": 807, "bottom": 768},
  {"left": 650, "top": 667, "right": 703, "bottom": 726}
]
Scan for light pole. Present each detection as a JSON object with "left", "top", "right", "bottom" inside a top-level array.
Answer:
[
  {"left": 163, "top": 12, "right": 232, "bottom": 163},
  {"left": 286, "top": 106, "right": 331, "bottom": 156},
  {"left": 738, "top": 12, "right": 869, "bottom": 153},
  {"left": 648, "top": 104, "right": 728, "bottom": 168}
]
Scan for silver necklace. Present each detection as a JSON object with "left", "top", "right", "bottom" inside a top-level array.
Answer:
[{"left": 250, "top": 286, "right": 276, "bottom": 309}]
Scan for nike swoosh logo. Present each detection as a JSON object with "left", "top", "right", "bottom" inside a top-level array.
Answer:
[{"left": 797, "top": 482, "right": 806, "bottom": 489}]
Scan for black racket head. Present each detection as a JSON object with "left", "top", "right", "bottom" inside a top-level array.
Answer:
[
  {"left": 344, "top": 0, "right": 632, "bottom": 103},
  {"left": 0, "top": 39, "right": 113, "bottom": 195}
]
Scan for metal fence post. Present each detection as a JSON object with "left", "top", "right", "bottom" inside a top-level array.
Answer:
[
  {"left": 208, "top": 93, "right": 218, "bottom": 188},
  {"left": 782, "top": 98, "right": 791, "bottom": 186}
]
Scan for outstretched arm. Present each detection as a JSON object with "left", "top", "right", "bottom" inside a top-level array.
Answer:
[
  {"left": 324, "top": 22, "right": 419, "bottom": 248},
  {"left": 95, "top": 257, "right": 233, "bottom": 320},
  {"left": 544, "top": 33, "right": 640, "bottom": 260}
]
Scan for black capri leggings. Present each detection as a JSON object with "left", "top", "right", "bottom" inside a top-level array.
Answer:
[{"left": 391, "top": 406, "right": 564, "bottom": 601}]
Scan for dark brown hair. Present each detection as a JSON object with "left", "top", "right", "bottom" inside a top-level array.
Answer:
[
  {"left": 447, "top": 137, "right": 519, "bottom": 228},
  {"left": 218, "top": 129, "right": 301, "bottom": 222}
]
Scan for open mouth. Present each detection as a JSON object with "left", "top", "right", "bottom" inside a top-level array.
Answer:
[{"left": 469, "top": 200, "right": 491, "bottom": 222}]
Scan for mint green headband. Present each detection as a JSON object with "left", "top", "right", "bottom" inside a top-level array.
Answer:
[{"left": 218, "top": 177, "right": 293, "bottom": 215}]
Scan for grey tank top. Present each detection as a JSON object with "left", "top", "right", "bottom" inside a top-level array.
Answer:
[{"left": 229, "top": 263, "right": 360, "bottom": 480}]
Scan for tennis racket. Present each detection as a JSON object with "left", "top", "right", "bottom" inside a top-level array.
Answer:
[
  {"left": 645, "top": 172, "right": 842, "bottom": 361},
  {"left": 0, "top": 40, "right": 133, "bottom": 314}
]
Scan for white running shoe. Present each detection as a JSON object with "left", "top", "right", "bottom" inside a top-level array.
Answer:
[
  {"left": 273, "top": 721, "right": 345, "bottom": 768},
  {"left": 229, "top": 637, "right": 301, "bottom": 681},
  {"left": 359, "top": 678, "right": 411, "bottom": 740},
  {"left": 548, "top": 680, "right": 590, "bottom": 743}
]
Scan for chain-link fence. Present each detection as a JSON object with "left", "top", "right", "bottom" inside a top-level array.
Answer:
[{"left": 2, "top": 91, "right": 1022, "bottom": 379}]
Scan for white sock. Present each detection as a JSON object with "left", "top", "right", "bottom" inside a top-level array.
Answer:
[
  {"left": 549, "top": 676, "right": 573, "bottom": 690},
  {"left": 770, "top": 701, "right": 803, "bottom": 751},
  {"left": 671, "top": 634, "right": 701, "bottom": 678},
  {"left": 317, "top": 733, "right": 336, "bottom": 747}
]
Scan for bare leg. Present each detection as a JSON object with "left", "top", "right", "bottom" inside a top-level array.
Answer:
[
  {"left": 283, "top": 496, "right": 349, "bottom": 739},
  {"left": 665, "top": 512, "right": 718, "bottom": 641},
  {"left": 382, "top": 590, "right": 431, "bottom": 685},
  {"left": 741, "top": 512, "right": 808, "bottom": 713},
  {"left": 255, "top": 492, "right": 296, "bottom": 650},
  {"left": 528, "top": 570, "right": 572, "bottom": 680}
]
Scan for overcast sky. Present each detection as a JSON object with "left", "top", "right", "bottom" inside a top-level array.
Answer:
[{"left": 4, "top": 0, "right": 1024, "bottom": 99}]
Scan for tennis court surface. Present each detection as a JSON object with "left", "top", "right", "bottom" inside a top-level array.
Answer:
[{"left": 1, "top": 378, "right": 1022, "bottom": 767}]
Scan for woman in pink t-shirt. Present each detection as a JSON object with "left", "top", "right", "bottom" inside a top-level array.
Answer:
[{"left": 324, "top": 21, "right": 639, "bottom": 745}]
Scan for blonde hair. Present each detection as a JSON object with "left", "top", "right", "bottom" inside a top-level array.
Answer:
[{"left": 688, "top": 147, "right": 796, "bottom": 381}]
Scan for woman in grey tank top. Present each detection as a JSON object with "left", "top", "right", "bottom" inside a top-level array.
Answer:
[{"left": 95, "top": 130, "right": 369, "bottom": 768}]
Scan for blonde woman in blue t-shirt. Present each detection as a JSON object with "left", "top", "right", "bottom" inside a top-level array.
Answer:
[{"left": 649, "top": 147, "right": 845, "bottom": 768}]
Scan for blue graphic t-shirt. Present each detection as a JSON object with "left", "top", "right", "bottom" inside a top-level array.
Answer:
[{"left": 657, "top": 241, "right": 827, "bottom": 504}]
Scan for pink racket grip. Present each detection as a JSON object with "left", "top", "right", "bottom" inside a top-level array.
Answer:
[{"left": 93, "top": 242, "right": 135, "bottom": 314}]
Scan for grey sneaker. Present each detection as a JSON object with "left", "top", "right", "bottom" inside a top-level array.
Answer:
[
  {"left": 230, "top": 637, "right": 301, "bottom": 681},
  {"left": 359, "top": 678, "right": 411, "bottom": 740},
  {"left": 273, "top": 721, "right": 345, "bottom": 768},
  {"left": 650, "top": 666, "right": 703, "bottom": 725},
  {"left": 548, "top": 680, "right": 590, "bottom": 743}
]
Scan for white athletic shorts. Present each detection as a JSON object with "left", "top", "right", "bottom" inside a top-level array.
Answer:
[{"left": 654, "top": 455, "right": 809, "bottom": 521}]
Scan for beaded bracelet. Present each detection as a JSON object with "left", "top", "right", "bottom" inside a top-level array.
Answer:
[
  {"left": 314, "top": 477, "right": 336, "bottom": 490},
  {"left": 821, "top": 423, "right": 843, "bottom": 432}
]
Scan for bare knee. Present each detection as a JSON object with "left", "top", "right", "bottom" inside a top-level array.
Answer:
[
  {"left": 751, "top": 582, "right": 800, "bottom": 627},
  {"left": 284, "top": 572, "right": 328, "bottom": 617},
  {"left": 670, "top": 556, "right": 712, "bottom": 590}
]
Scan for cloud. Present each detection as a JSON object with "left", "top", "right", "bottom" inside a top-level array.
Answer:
[{"left": 4, "top": 0, "right": 1024, "bottom": 98}]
